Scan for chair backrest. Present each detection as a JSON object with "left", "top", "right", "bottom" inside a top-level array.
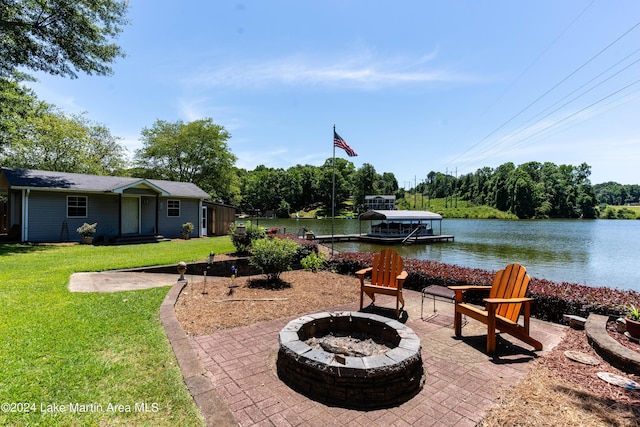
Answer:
[
  {"left": 370, "top": 248, "right": 404, "bottom": 288},
  {"left": 489, "top": 263, "right": 531, "bottom": 322}
]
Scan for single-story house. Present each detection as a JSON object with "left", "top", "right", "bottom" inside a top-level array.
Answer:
[{"left": 0, "top": 167, "right": 222, "bottom": 243}]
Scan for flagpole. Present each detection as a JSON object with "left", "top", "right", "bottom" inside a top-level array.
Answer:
[{"left": 331, "top": 124, "right": 336, "bottom": 256}]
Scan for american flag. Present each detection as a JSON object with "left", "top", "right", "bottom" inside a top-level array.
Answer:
[{"left": 333, "top": 131, "right": 357, "bottom": 157}]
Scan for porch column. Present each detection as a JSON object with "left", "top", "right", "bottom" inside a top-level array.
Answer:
[{"left": 118, "top": 194, "right": 122, "bottom": 236}]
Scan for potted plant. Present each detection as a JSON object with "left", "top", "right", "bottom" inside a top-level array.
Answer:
[
  {"left": 76, "top": 222, "right": 97, "bottom": 244},
  {"left": 626, "top": 305, "right": 640, "bottom": 338},
  {"left": 181, "top": 222, "right": 194, "bottom": 239}
]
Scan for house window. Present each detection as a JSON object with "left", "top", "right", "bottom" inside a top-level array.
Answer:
[
  {"left": 167, "top": 200, "right": 180, "bottom": 217},
  {"left": 67, "top": 196, "right": 88, "bottom": 217}
]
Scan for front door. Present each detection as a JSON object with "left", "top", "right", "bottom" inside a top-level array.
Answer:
[{"left": 122, "top": 197, "right": 140, "bottom": 234}]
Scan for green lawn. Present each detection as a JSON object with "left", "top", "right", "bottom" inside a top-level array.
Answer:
[
  {"left": 0, "top": 237, "right": 235, "bottom": 426},
  {"left": 397, "top": 196, "right": 518, "bottom": 219}
]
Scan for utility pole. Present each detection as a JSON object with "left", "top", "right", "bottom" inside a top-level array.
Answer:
[
  {"left": 413, "top": 175, "right": 417, "bottom": 208},
  {"left": 445, "top": 168, "right": 448, "bottom": 208},
  {"left": 455, "top": 167, "right": 458, "bottom": 208}
]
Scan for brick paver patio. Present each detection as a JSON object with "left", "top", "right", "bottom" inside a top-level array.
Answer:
[{"left": 190, "top": 292, "right": 566, "bottom": 426}]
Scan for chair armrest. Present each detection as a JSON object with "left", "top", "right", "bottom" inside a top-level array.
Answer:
[
  {"left": 450, "top": 285, "right": 492, "bottom": 303},
  {"left": 448, "top": 285, "right": 492, "bottom": 291},
  {"left": 356, "top": 267, "right": 373, "bottom": 277},
  {"left": 396, "top": 270, "right": 408, "bottom": 290},
  {"left": 484, "top": 297, "right": 533, "bottom": 304}
]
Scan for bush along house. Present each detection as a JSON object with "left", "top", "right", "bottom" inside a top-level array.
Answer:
[{"left": 0, "top": 167, "right": 213, "bottom": 244}]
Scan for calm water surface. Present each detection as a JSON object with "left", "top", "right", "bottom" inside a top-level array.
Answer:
[{"left": 251, "top": 218, "right": 640, "bottom": 292}]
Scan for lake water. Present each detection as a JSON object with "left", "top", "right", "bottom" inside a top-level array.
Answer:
[{"left": 249, "top": 218, "right": 640, "bottom": 292}]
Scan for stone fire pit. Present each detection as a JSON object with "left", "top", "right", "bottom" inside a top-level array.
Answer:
[{"left": 277, "top": 311, "right": 425, "bottom": 409}]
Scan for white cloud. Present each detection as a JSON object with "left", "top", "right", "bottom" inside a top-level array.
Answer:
[{"left": 181, "top": 49, "right": 469, "bottom": 90}]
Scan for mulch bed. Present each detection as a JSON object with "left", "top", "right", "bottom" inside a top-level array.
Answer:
[
  {"left": 607, "top": 319, "right": 640, "bottom": 353},
  {"left": 540, "top": 327, "right": 640, "bottom": 406}
]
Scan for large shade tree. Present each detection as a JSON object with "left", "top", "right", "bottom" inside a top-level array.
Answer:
[
  {"left": 1, "top": 106, "right": 128, "bottom": 175},
  {"left": 0, "top": 76, "right": 40, "bottom": 148},
  {"left": 0, "top": 0, "right": 129, "bottom": 78},
  {"left": 134, "top": 118, "right": 237, "bottom": 201},
  {"left": 318, "top": 157, "right": 356, "bottom": 214},
  {"left": 353, "top": 163, "right": 378, "bottom": 211}
]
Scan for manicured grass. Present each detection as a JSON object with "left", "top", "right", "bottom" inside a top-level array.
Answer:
[
  {"left": 0, "top": 237, "right": 235, "bottom": 426},
  {"left": 397, "top": 196, "right": 518, "bottom": 219}
]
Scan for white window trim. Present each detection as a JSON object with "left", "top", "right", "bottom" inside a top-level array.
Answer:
[
  {"left": 167, "top": 199, "right": 181, "bottom": 217},
  {"left": 67, "top": 195, "right": 88, "bottom": 218}
]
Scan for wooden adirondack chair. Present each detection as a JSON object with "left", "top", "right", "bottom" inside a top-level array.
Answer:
[
  {"left": 450, "top": 263, "right": 543, "bottom": 354},
  {"left": 356, "top": 248, "right": 408, "bottom": 318}
]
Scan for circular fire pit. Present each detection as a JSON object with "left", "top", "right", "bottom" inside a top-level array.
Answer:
[{"left": 277, "top": 311, "right": 425, "bottom": 409}]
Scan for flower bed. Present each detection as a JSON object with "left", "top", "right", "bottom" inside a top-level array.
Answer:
[{"left": 330, "top": 252, "right": 640, "bottom": 324}]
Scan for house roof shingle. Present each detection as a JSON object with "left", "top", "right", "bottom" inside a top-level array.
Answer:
[{"left": 1, "top": 167, "right": 210, "bottom": 199}]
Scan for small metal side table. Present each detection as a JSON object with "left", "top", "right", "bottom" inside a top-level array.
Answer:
[{"left": 420, "top": 285, "right": 456, "bottom": 321}]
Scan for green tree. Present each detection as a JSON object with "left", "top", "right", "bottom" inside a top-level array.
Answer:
[
  {"left": 0, "top": 0, "right": 129, "bottom": 78},
  {"left": 353, "top": 163, "right": 378, "bottom": 211},
  {"left": 594, "top": 182, "right": 640, "bottom": 205},
  {"left": 298, "top": 165, "right": 322, "bottom": 208},
  {"left": 134, "top": 118, "right": 237, "bottom": 201},
  {"left": 511, "top": 168, "right": 536, "bottom": 219},
  {"left": 488, "top": 162, "right": 515, "bottom": 212},
  {"left": 241, "top": 166, "right": 284, "bottom": 214},
  {"left": 2, "top": 107, "right": 127, "bottom": 174},
  {"left": 318, "top": 158, "right": 355, "bottom": 214},
  {"left": 282, "top": 167, "right": 304, "bottom": 212},
  {"left": 379, "top": 172, "right": 399, "bottom": 196},
  {"left": 0, "top": 75, "right": 44, "bottom": 148}
]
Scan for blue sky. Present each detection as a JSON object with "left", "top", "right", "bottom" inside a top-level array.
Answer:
[{"left": 28, "top": 1, "right": 640, "bottom": 186}]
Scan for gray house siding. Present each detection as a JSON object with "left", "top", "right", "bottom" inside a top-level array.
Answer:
[
  {"left": 26, "top": 191, "right": 119, "bottom": 242},
  {"left": 158, "top": 197, "right": 201, "bottom": 239},
  {"left": 25, "top": 191, "right": 66, "bottom": 242}
]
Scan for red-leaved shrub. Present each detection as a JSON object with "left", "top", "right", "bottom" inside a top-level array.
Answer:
[{"left": 330, "top": 251, "right": 640, "bottom": 324}]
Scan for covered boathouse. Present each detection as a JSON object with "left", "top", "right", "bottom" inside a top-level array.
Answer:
[{"left": 313, "top": 210, "right": 454, "bottom": 244}]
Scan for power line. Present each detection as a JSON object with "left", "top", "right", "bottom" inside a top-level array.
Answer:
[
  {"left": 468, "top": 50, "right": 640, "bottom": 161},
  {"left": 466, "top": 0, "right": 596, "bottom": 131},
  {"left": 444, "top": 18, "right": 640, "bottom": 172},
  {"left": 501, "top": 76, "right": 640, "bottom": 155}
]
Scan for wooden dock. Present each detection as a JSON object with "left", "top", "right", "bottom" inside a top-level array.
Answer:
[{"left": 313, "top": 233, "right": 455, "bottom": 244}]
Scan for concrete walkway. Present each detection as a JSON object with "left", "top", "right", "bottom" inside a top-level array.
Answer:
[
  {"left": 70, "top": 271, "right": 568, "bottom": 426},
  {"left": 69, "top": 271, "right": 180, "bottom": 292}
]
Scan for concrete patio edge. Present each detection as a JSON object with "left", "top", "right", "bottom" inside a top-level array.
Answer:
[
  {"left": 585, "top": 313, "right": 640, "bottom": 374},
  {"left": 160, "top": 280, "right": 238, "bottom": 427}
]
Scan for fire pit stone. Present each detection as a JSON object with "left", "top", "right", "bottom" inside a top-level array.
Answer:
[{"left": 277, "top": 311, "right": 425, "bottom": 409}]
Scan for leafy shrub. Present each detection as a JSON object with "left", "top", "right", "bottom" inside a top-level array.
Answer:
[
  {"left": 330, "top": 251, "right": 640, "bottom": 324},
  {"left": 181, "top": 222, "right": 194, "bottom": 234},
  {"left": 301, "top": 252, "right": 327, "bottom": 272},
  {"left": 617, "top": 208, "right": 636, "bottom": 219},
  {"left": 274, "top": 234, "right": 318, "bottom": 263},
  {"left": 229, "top": 223, "right": 265, "bottom": 254},
  {"left": 249, "top": 237, "right": 299, "bottom": 282},
  {"left": 76, "top": 222, "right": 98, "bottom": 237}
]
